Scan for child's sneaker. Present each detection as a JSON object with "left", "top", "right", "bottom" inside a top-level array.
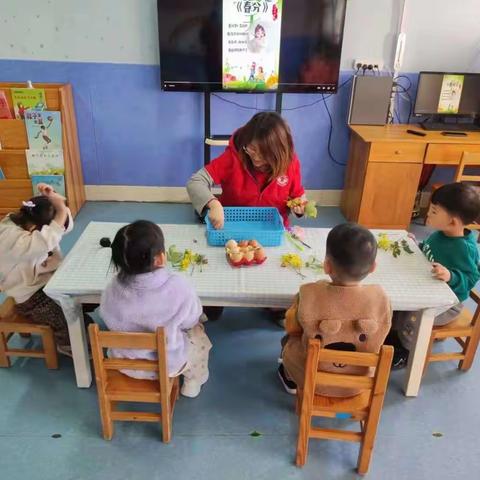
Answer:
[
  {"left": 181, "top": 372, "right": 209, "bottom": 398},
  {"left": 277, "top": 364, "right": 297, "bottom": 394},
  {"left": 57, "top": 345, "right": 73, "bottom": 357},
  {"left": 57, "top": 344, "right": 93, "bottom": 360},
  {"left": 181, "top": 381, "right": 202, "bottom": 398},
  {"left": 392, "top": 348, "right": 409, "bottom": 370}
]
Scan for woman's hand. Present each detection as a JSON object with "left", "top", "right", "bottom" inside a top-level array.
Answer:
[
  {"left": 288, "top": 195, "right": 307, "bottom": 216},
  {"left": 208, "top": 199, "right": 224, "bottom": 230},
  {"left": 292, "top": 203, "right": 305, "bottom": 216}
]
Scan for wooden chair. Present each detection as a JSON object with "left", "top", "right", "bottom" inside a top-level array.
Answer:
[
  {"left": 88, "top": 323, "right": 180, "bottom": 442},
  {"left": 0, "top": 297, "right": 58, "bottom": 369},
  {"left": 424, "top": 290, "right": 480, "bottom": 374},
  {"left": 296, "top": 340, "right": 393, "bottom": 475},
  {"left": 454, "top": 152, "right": 480, "bottom": 232}
]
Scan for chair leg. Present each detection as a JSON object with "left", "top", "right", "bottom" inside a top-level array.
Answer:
[
  {"left": 295, "top": 395, "right": 312, "bottom": 467},
  {"left": 169, "top": 378, "right": 179, "bottom": 418},
  {"left": 295, "top": 415, "right": 310, "bottom": 466},
  {"left": 161, "top": 383, "right": 173, "bottom": 443},
  {"left": 295, "top": 390, "right": 302, "bottom": 416},
  {"left": 459, "top": 330, "right": 480, "bottom": 371},
  {"left": 41, "top": 328, "right": 58, "bottom": 370},
  {"left": 422, "top": 334, "right": 436, "bottom": 377},
  {"left": 0, "top": 331, "right": 10, "bottom": 368},
  {"left": 357, "top": 410, "right": 383, "bottom": 474},
  {"left": 98, "top": 396, "right": 114, "bottom": 440}
]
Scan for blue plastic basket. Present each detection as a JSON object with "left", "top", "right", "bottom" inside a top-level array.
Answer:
[{"left": 205, "top": 207, "right": 285, "bottom": 246}]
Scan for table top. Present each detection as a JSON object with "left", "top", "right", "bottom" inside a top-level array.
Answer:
[
  {"left": 44, "top": 222, "right": 458, "bottom": 311},
  {"left": 350, "top": 124, "right": 480, "bottom": 144}
]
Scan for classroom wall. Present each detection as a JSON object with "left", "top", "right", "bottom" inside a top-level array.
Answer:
[{"left": 0, "top": 0, "right": 479, "bottom": 192}]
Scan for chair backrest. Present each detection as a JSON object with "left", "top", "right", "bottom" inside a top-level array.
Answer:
[
  {"left": 88, "top": 323, "right": 170, "bottom": 395},
  {"left": 0, "top": 298, "right": 18, "bottom": 321},
  {"left": 454, "top": 152, "right": 480, "bottom": 183},
  {"left": 306, "top": 339, "right": 393, "bottom": 402}
]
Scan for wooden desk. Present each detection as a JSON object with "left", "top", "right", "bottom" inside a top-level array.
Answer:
[{"left": 341, "top": 125, "right": 480, "bottom": 229}]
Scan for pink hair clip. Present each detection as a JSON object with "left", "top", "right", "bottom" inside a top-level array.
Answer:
[{"left": 22, "top": 200, "right": 36, "bottom": 208}]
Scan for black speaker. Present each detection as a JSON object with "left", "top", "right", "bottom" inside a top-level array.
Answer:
[{"left": 348, "top": 75, "right": 393, "bottom": 126}]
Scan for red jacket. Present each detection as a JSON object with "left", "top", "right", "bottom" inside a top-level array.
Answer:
[{"left": 205, "top": 136, "right": 305, "bottom": 226}]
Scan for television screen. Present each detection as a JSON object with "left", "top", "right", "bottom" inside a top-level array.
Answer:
[{"left": 158, "top": 0, "right": 347, "bottom": 93}]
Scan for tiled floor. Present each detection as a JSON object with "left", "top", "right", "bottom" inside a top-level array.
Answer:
[{"left": 1, "top": 203, "right": 479, "bottom": 480}]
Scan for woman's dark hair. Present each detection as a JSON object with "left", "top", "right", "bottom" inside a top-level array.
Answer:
[
  {"left": 10, "top": 196, "right": 55, "bottom": 230},
  {"left": 110, "top": 220, "right": 165, "bottom": 283},
  {"left": 234, "top": 112, "right": 294, "bottom": 179},
  {"left": 431, "top": 182, "right": 480, "bottom": 225},
  {"left": 326, "top": 223, "right": 377, "bottom": 281}
]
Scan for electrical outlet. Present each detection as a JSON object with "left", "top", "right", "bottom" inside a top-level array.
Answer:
[{"left": 353, "top": 59, "right": 384, "bottom": 72}]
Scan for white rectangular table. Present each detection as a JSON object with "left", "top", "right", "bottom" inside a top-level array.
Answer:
[{"left": 44, "top": 222, "right": 458, "bottom": 396}]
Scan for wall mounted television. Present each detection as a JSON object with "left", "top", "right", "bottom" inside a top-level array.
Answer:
[{"left": 158, "top": 0, "right": 347, "bottom": 93}]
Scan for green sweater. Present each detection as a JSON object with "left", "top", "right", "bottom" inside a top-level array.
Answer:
[{"left": 421, "top": 230, "right": 480, "bottom": 302}]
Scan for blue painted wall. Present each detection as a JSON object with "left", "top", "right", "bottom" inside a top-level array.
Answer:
[{"left": 0, "top": 59, "right": 365, "bottom": 190}]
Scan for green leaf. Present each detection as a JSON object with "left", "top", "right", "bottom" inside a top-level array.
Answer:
[
  {"left": 285, "top": 232, "right": 304, "bottom": 251},
  {"left": 304, "top": 201, "right": 318, "bottom": 219},
  {"left": 401, "top": 240, "right": 414, "bottom": 254},
  {"left": 167, "top": 245, "right": 184, "bottom": 265},
  {"left": 250, "top": 430, "right": 262, "bottom": 437}
]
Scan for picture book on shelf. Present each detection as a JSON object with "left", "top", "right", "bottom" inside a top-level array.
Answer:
[
  {"left": 26, "top": 149, "right": 64, "bottom": 176},
  {"left": 31, "top": 175, "right": 65, "bottom": 197},
  {"left": 10, "top": 88, "right": 46, "bottom": 119},
  {"left": 0, "top": 90, "right": 13, "bottom": 119},
  {"left": 25, "top": 111, "right": 62, "bottom": 150}
]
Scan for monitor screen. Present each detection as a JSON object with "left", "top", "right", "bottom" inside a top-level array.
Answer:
[
  {"left": 414, "top": 72, "right": 480, "bottom": 116},
  {"left": 158, "top": 0, "right": 347, "bottom": 93}
]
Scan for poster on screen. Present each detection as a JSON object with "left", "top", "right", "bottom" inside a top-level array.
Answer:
[{"left": 222, "top": 0, "right": 283, "bottom": 91}]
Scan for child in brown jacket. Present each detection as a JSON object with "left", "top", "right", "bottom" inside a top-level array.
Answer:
[{"left": 279, "top": 223, "right": 392, "bottom": 397}]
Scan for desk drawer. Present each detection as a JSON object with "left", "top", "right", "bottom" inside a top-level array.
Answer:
[
  {"left": 425, "top": 144, "right": 480, "bottom": 164},
  {"left": 369, "top": 142, "right": 425, "bottom": 163}
]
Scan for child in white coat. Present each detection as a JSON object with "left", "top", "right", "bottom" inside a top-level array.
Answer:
[{"left": 0, "top": 184, "right": 75, "bottom": 354}]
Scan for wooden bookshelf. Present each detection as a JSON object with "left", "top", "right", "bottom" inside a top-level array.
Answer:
[{"left": 0, "top": 82, "right": 85, "bottom": 217}]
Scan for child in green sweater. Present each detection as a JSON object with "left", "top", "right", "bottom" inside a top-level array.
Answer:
[{"left": 393, "top": 182, "right": 480, "bottom": 368}]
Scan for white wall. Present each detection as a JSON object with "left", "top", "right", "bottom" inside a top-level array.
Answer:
[
  {"left": 0, "top": 0, "right": 479, "bottom": 72},
  {"left": 0, "top": 0, "right": 160, "bottom": 64}
]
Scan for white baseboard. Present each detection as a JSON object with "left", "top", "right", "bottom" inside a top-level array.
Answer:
[{"left": 84, "top": 185, "right": 343, "bottom": 206}]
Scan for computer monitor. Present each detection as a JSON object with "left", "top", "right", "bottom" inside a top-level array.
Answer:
[
  {"left": 414, "top": 72, "right": 480, "bottom": 131},
  {"left": 414, "top": 72, "right": 480, "bottom": 117}
]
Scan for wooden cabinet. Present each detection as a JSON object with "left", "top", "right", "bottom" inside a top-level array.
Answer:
[
  {"left": 341, "top": 125, "right": 480, "bottom": 230},
  {"left": 0, "top": 82, "right": 85, "bottom": 218},
  {"left": 357, "top": 162, "right": 423, "bottom": 228}
]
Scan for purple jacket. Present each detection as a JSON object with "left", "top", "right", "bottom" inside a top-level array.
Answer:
[{"left": 100, "top": 268, "right": 202, "bottom": 377}]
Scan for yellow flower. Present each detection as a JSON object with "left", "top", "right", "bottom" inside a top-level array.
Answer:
[
  {"left": 377, "top": 233, "right": 391, "bottom": 252},
  {"left": 281, "top": 253, "right": 304, "bottom": 269},
  {"left": 180, "top": 257, "right": 191, "bottom": 271}
]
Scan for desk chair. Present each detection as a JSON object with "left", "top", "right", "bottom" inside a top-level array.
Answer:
[
  {"left": 89, "top": 324, "right": 180, "bottom": 442},
  {"left": 0, "top": 297, "right": 58, "bottom": 369},
  {"left": 296, "top": 340, "right": 393, "bottom": 475}
]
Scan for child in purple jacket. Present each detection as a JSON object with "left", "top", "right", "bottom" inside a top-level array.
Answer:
[{"left": 100, "top": 220, "right": 211, "bottom": 398}]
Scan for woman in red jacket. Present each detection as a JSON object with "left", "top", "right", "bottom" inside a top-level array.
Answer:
[{"left": 187, "top": 112, "right": 306, "bottom": 228}]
